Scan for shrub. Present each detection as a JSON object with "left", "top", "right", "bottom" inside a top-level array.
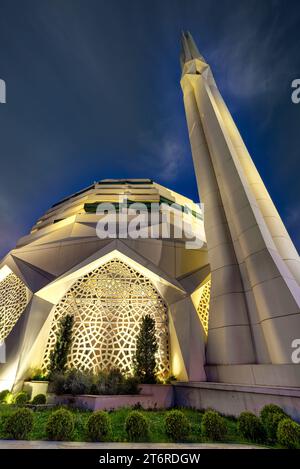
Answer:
[
  {"left": 0, "top": 389, "right": 10, "bottom": 403},
  {"left": 133, "top": 315, "right": 158, "bottom": 384},
  {"left": 14, "top": 391, "right": 30, "bottom": 406},
  {"left": 164, "top": 410, "right": 190, "bottom": 441},
  {"left": 260, "top": 404, "right": 286, "bottom": 425},
  {"left": 49, "top": 368, "right": 139, "bottom": 396},
  {"left": 48, "top": 372, "right": 65, "bottom": 395},
  {"left": 125, "top": 411, "right": 149, "bottom": 441},
  {"left": 92, "top": 369, "right": 140, "bottom": 395},
  {"left": 63, "top": 369, "right": 93, "bottom": 395},
  {"left": 92, "top": 370, "right": 107, "bottom": 395},
  {"left": 277, "top": 418, "right": 300, "bottom": 449},
  {"left": 45, "top": 408, "right": 74, "bottom": 441},
  {"left": 49, "top": 369, "right": 93, "bottom": 396},
  {"left": 106, "top": 368, "right": 125, "bottom": 395},
  {"left": 4, "top": 408, "right": 34, "bottom": 439},
  {"left": 48, "top": 314, "right": 74, "bottom": 377},
  {"left": 31, "top": 394, "right": 47, "bottom": 405},
  {"left": 265, "top": 411, "right": 287, "bottom": 442},
  {"left": 28, "top": 368, "right": 48, "bottom": 381},
  {"left": 122, "top": 376, "right": 140, "bottom": 395},
  {"left": 86, "top": 411, "right": 111, "bottom": 441},
  {"left": 237, "top": 412, "right": 265, "bottom": 443},
  {"left": 201, "top": 410, "right": 228, "bottom": 441},
  {"left": 260, "top": 404, "right": 287, "bottom": 442}
]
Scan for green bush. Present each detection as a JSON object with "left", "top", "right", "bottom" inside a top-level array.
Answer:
[
  {"left": 86, "top": 411, "right": 111, "bottom": 441},
  {"left": 277, "top": 418, "right": 300, "bottom": 449},
  {"left": 63, "top": 369, "right": 93, "bottom": 395},
  {"left": 28, "top": 368, "right": 48, "bottom": 381},
  {"left": 237, "top": 412, "right": 265, "bottom": 443},
  {"left": 48, "top": 372, "right": 65, "bottom": 395},
  {"left": 4, "top": 407, "right": 34, "bottom": 439},
  {"left": 93, "top": 369, "right": 140, "bottom": 395},
  {"left": 49, "top": 369, "right": 93, "bottom": 396},
  {"left": 133, "top": 315, "right": 158, "bottom": 384},
  {"left": 45, "top": 408, "right": 74, "bottom": 441},
  {"left": 260, "top": 404, "right": 286, "bottom": 425},
  {"left": 49, "top": 367, "right": 140, "bottom": 396},
  {"left": 31, "top": 394, "right": 47, "bottom": 405},
  {"left": 201, "top": 410, "right": 228, "bottom": 441},
  {"left": 164, "top": 410, "right": 190, "bottom": 441},
  {"left": 260, "top": 404, "right": 287, "bottom": 442},
  {"left": 48, "top": 314, "right": 74, "bottom": 377},
  {"left": 122, "top": 376, "right": 140, "bottom": 395},
  {"left": 14, "top": 391, "right": 30, "bottom": 406},
  {"left": 106, "top": 368, "right": 125, "bottom": 395},
  {"left": 125, "top": 411, "right": 149, "bottom": 441},
  {"left": 0, "top": 389, "right": 10, "bottom": 403}
]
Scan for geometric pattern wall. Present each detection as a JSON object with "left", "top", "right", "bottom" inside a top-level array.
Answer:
[
  {"left": 0, "top": 272, "right": 27, "bottom": 342},
  {"left": 42, "top": 258, "right": 170, "bottom": 377},
  {"left": 196, "top": 279, "right": 211, "bottom": 335}
]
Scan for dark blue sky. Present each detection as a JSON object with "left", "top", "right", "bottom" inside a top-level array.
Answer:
[{"left": 0, "top": 0, "right": 299, "bottom": 257}]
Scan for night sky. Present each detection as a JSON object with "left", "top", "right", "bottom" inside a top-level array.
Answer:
[{"left": 0, "top": 0, "right": 299, "bottom": 257}]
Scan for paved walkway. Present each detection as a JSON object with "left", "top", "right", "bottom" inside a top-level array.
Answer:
[{"left": 0, "top": 440, "right": 265, "bottom": 449}]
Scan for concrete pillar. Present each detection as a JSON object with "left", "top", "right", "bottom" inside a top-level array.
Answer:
[
  {"left": 181, "top": 76, "right": 255, "bottom": 365},
  {"left": 180, "top": 31, "right": 300, "bottom": 365}
]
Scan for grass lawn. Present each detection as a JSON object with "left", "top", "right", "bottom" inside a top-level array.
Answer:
[{"left": 0, "top": 404, "right": 271, "bottom": 445}]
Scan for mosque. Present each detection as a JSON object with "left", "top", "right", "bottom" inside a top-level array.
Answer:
[{"left": 1, "top": 33, "right": 300, "bottom": 417}]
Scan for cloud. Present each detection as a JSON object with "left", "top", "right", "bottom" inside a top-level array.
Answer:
[
  {"left": 138, "top": 117, "right": 189, "bottom": 182},
  {"left": 206, "top": 0, "right": 298, "bottom": 108}
]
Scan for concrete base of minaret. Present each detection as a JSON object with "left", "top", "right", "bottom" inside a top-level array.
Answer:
[
  {"left": 205, "top": 363, "right": 300, "bottom": 387},
  {"left": 174, "top": 380, "right": 300, "bottom": 421}
]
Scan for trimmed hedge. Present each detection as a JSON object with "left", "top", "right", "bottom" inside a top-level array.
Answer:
[
  {"left": 31, "top": 394, "right": 47, "bottom": 405},
  {"left": 164, "top": 410, "right": 190, "bottom": 441},
  {"left": 201, "top": 410, "right": 228, "bottom": 441},
  {"left": 260, "top": 404, "right": 286, "bottom": 425},
  {"left": 86, "top": 411, "right": 111, "bottom": 441},
  {"left": 4, "top": 407, "right": 34, "bottom": 439},
  {"left": 260, "top": 404, "right": 287, "bottom": 442},
  {"left": 45, "top": 408, "right": 74, "bottom": 441},
  {"left": 277, "top": 418, "right": 300, "bottom": 449},
  {"left": 14, "top": 391, "right": 30, "bottom": 406},
  {"left": 0, "top": 389, "right": 10, "bottom": 403},
  {"left": 124, "top": 411, "right": 149, "bottom": 441},
  {"left": 237, "top": 412, "right": 265, "bottom": 443}
]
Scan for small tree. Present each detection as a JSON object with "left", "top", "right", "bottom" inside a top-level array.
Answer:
[
  {"left": 48, "top": 314, "right": 74, "bottom": 377},
  {"left": 133, "top": 314, "right": 158, "bottom": 384}
]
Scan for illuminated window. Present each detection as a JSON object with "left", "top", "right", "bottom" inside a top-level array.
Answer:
[
  {"left": 42, "top": 259, "right": 170, "bottom": 377},
  {"left": 0, "top": 273, "right": 27, "bottom": 342},
  {"left": 196, "top": 279, "right": 211, "bottom": 334}
]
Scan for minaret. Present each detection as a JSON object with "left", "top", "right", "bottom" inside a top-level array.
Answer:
[{"left": 180, "top": 31, "right": 300, "bottom": 368}]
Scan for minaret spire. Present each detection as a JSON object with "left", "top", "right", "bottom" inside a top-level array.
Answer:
[
  {"left": 180, "top": 31, "right": 206, "bottom": 70},
  {"left": 180, "top": 33, "right": 300, "bottom": 375}
]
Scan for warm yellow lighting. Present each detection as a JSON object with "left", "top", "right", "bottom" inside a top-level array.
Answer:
[
  {"left": 42, "top": 258, "right": 170, "bottom": 377},
  {"left": 0, "top": 272, "right": 27, "bottom": 342},
  {"left": 196, "top": 279, "right": 211, "bottom": 335}
]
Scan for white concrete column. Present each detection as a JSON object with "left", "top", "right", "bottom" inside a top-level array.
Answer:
[
  {"left": 183, "top": 59, "right": 300, "bottom": 364},
  {"left": 181, "top": 75, "right": 255, "bottom": 365}
]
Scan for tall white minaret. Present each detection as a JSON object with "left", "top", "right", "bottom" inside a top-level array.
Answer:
[{"left": 180, "top": 31, "right": 300, "bottom": 368}]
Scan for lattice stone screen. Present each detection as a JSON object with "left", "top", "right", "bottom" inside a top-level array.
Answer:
[
  {"left": 43, "top": 259, "right": 170, "bottom": 376},
  {"left": 196, "top": 279, "right": 211, "bottom": 335},
  {"left": 0, "top": 272, "right": 27, "bottom": 342}
]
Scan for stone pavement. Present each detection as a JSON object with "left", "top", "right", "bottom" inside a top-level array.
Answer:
[{"left": 0, "top": 440, "right": 265, "bottom": 449}]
